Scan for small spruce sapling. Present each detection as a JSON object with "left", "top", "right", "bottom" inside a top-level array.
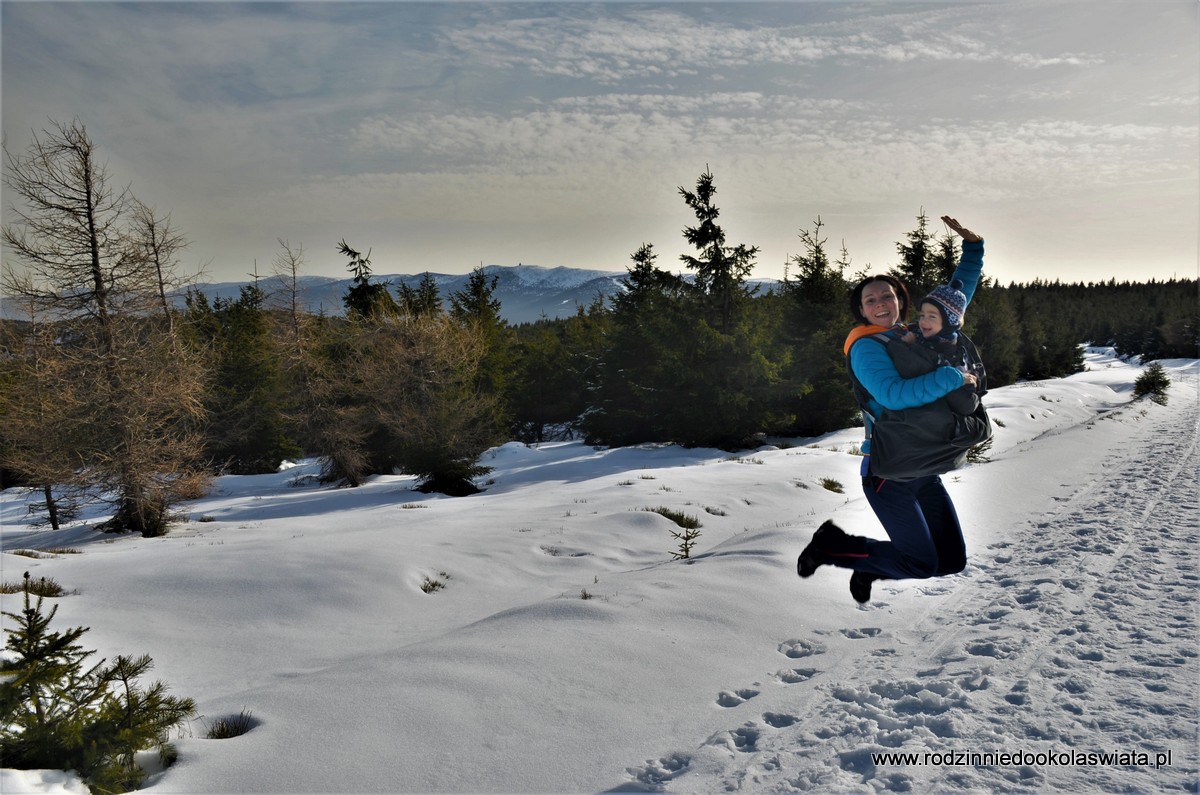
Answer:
[
  {"left": 1133, "top": 362, "right": 1171, "bottom": 406},
  {"left": 1, "top": 572, "right": 196, "bottom": 793},
  {"left": 670, "top": 526, "right": 702, "bottom": 560}
]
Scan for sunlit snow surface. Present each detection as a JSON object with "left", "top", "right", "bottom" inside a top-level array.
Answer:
[{"left": 2, "top": 348, "right": 1197, "bottom": 793}]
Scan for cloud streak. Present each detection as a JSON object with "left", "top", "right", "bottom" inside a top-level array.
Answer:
[{"left": 443, "top": 5, "right": 1101, "bottom": 86}]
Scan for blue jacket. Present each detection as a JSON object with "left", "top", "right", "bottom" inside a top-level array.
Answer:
[{"left": 845, "top": 239, "right": 984, "bottom": 454}]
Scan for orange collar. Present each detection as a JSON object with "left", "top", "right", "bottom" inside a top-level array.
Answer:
[{"left": 843, "top": 324, "right": 894, "bottom": 356}]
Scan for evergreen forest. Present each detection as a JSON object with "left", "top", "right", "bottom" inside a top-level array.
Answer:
[{"left": 3, "top": 121, "right": 1196, "bottom": 535}]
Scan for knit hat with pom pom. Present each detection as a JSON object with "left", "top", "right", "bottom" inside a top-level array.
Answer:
[{"left": 923, "top": 279, "right": 967, "bottom": 332}]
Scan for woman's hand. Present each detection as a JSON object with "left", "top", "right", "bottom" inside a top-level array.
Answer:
[
  {"left": 961, "top": 372, "right": 978, "bottom": 388},
  {"left": 941, "top": 216, "right": 982, "bottom": 243}
]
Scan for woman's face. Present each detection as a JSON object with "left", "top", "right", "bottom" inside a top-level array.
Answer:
[{"left": 859, "top": 280, "right": 902, "bottom": 327}]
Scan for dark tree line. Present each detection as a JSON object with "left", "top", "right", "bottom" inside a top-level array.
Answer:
[
  {"left": 510, "top": 206, "right": 1194, "bottom": 446},
  {"left": 3, "top": 121, "right": 1195, "bottom": 534}
]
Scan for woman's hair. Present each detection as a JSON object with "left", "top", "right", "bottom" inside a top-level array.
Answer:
[{"left": 849, "top": 274, "right": 910, "bottom": 325}]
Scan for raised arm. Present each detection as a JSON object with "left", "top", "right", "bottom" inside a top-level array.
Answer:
[
  {"left": 941, "top": 216, "right": 985, "bottom": 307},
  {"left": 941, "top": 216, "right": 981, "bottom": 243}
]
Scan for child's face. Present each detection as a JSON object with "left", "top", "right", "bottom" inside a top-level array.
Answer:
[{"left": 917, "top": 303, "right": 944, "bottom": 338}]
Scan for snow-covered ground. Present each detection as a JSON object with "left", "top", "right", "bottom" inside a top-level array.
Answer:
[{"left": 2, "top": 348, "right": 1197, "bottom": 794}]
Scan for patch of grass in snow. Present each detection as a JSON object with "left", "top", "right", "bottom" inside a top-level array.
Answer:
[
  {"left": 820, "top": 478, "right": 844, "bottom": 494},
  {"left": 204, "top": 709, "right": 256, "bottom": 739},
  {"left": 0, "top": 575, "right": 75, "bottom": 597},
  {"left": 8, "top": 548, "right": 82, "bottom": 559},
  {"left": 644, "top": 506, "right": 701, "bottom": 529},
  {"left": 421, "top": 572, "right": 451, "bottom": 593}
]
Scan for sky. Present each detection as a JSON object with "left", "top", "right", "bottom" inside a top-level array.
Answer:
[{"left": 2, "top": 1, "right": 1197, "bottom": 286}]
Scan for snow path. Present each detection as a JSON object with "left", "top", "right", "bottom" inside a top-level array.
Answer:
[{"left": 621, "top": 386, "right": 1200, "bottom": 792}]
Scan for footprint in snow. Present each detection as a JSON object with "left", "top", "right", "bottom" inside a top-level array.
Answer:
[
  {"left": 778, "top": 638, "right": 826, "bottom": 659},
  {"left": 763, "top": 711, "right": 800, "bottom": 728},
  {"left": 626, "top": 752, "right": 690, "bottom": 788},
  {"left": 716, "top": 688, "right": 759, "bottom": 708},
  {"left": 1004, "top": 679, "right": 1030, "bottom": 706},
  {"left": 839, "top": 627, "right": 883, "bottom": 639},
  {"left": 1015, "top": 589, "right": 1041, "bottom": 606},
  {"left": 706, "top": 724, "right": 760, "bottom": 753},
  {"left": 964, "top": 637, "right": 1023, "bottom": 659},
  {"left": 776, "top": 667, "right": 821, "bottom": 684}
]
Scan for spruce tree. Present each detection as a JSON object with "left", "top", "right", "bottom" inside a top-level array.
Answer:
[
  {"left": 416, "top": 272, "right": 443, "bottom": 316},
  {"left": 339, "top": 240, "right": 397, "bottom": 319},
  {"left": 450, "top": 266, "right": 515, "bottom": 411},
  {"left": 674, "top": 170, "right": 781, "bottom": 448},
  {"left": 928, "top": 229, "right": 960, "bottom": 287},
  {"left": 398, "top": 272, "right": 444, "bottom": 317},
  {"left": 678, "top": 168, "right": 759, "bottom": 334},
  {"left": 780, "top": 218, "right": 858, "bottom": 436},
  {"left": 510, "top": 299, "right": 609, "bottom": 443},
  {"left": 891, "top": 208, "right": 937, "bottom": 296},
  {"left": 586, "top": 243, "right": 696, "bottom": 446},
  {"left": 450, "top": 267, "right": 504, "bottom": 327},
  {"left": 187, "top": 282, "right": 301, "bottom": 473},
  {"left": 964, "top": 279, "right": 1021, "bottom": 388},
  {"left": 1133, "top": 362, "right": 1171, "bottom": 405}
]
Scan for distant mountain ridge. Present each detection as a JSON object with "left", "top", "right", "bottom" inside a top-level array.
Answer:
[
  {"left": 179, "top": 264, "right": 629, "bottom": 325},
  {"left": 0, "top": 264, "right": 781, "bottom": 324}
]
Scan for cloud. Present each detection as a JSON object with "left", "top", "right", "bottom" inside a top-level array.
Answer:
[
  {"left": 440, "top": 4, "right": 1101, "bottom": 86},
  {"left": 343, "top": 85, "right": 1190, "bottom": 206}
]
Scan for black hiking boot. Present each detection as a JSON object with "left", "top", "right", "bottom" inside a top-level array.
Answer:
[
  {"left": 797, "top": 520, "right": 848, "bottom": 578},
  {"left": 849, "top": 572, "right": 880, "bottom": 604}
]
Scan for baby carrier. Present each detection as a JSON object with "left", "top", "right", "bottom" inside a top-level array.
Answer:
[{"left": 849, "top": 330, "right": 992, "bottom": 481}]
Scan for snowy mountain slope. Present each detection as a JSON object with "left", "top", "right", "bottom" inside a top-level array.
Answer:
[{"left": 1, "top": 349, "right": 1196, "bottom": 794}]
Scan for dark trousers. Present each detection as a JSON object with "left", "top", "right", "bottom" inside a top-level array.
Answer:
[{"left": 851, "top": 474, "right": 968, "bottom": 580}]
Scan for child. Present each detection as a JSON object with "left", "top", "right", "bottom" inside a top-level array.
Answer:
[{"left": 896, "top": 279, "right": 983, "bottom": 415}]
